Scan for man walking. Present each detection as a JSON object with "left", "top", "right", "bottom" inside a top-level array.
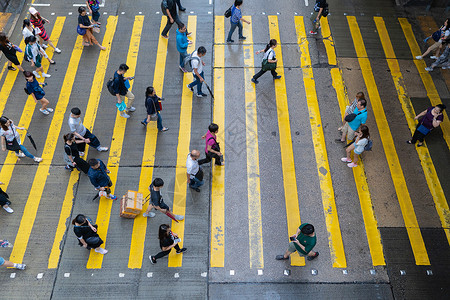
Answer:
[
  {"left": 226, "top": 0, "right": 251, "bottom": 43},
  {"left": 187, "top": 46, "right": 208, "bottom": 98},
  {"left": 310, "top": 0, "right": 327, "bottom": 35},
  {"left": 176, "top": 23, "right": 192, "bottom": 73},
  {"left": 175, "top": 0, "right": 186, "bottom": 11},
  {"left": 276, "top": 223, "right": 319, "bottom": 261},
  {"left": 161, "top": 0, "right": 184, "bottom": 39},
  {"left": 336, "top": 98, "right": 367, "bottom": 143},
  {"left": 68, "top": 107, "right": 108, "bottom": 154},
  {"left": 88, "top": 158, "right": 117, "bottom": 200},
  {"left": 186, "top": 150, "right": 204, "bottom": 192},
  {"left": 113, "top": 64, "right": 135, "bottom": 119},
  {"left": 142, "top": 178, "right": 184, "bottom": 221}
]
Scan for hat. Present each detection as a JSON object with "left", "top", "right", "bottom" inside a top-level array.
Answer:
[{"left": 29, "top": 7, "right": 38, "bottom": 15}]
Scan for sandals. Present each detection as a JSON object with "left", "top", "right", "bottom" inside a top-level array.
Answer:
[{"left": 7, "top": 66, "right": 16, "bottom": 71}]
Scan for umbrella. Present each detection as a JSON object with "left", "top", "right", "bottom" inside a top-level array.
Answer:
[
  {"left": 26, "top": 133, "right": 37, "bottom": 150},
  {"left": 204, "top": 82, "right": 214, "bottom": 99}
]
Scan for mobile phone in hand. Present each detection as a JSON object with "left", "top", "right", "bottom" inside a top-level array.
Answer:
[{"left": 290, "top": 236, "right": 296, "bottom": 241}]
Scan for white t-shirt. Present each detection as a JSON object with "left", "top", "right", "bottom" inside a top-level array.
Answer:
[
  {"left": 0, "top": 122, "right": 21, "bottom": 144},
  {"left": 186, "top": 154, "right": 199, "bottom": 179},
  {"left": 68, "top": 116, "right": 87, "bottom": 136},
  {"left": 22, "top": 26, "right": 40, "bottom": 40},
  {"left": 191, "top": 51, "right": 203, "bottom": 74},
  {"left": 263, "top": 48, "right": 275, "bottom": 61},
  {"left": 354, "top": 138, "right": 368, "bottom": 153}
]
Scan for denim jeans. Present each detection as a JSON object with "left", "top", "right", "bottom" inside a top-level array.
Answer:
[
  {"left": 189, "top": 71, "right": 204, "bottom": 94},
  {"left": 161, "top": 14, "right": 183, "bottom": 36},
  {"left": 156, "top": 112, "right": 163, "bottom": 131},
  {"left": 76, "top": 129, "right": 101, "bottom": 152},
  {"left": 179, "top": 51, "right": 188, "bottom": 68},
  {"left": 189, "top": 176, "right": 204, "bottom": 189},
  {"left": 227, "top": 21, "right": 243, "bottom": 41},
  {"left": 15, "top": 144, "right": 34, "bottom": 159}
]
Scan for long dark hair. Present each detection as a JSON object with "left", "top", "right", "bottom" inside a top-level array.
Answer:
[
  {"left": 359, "top": 125, "right": 370, "bottom": 139},
  {"left": 158, "top": 224, "right": 170, "bottom": 240},
  {"left": 23, "top": 19, "right": 32, "bottom": 29},
  {"left": 30, "top": 11, "right": 42, "bottom": 21},
  {"left": 71, "top": 214, "right": 87, "bottom": 225},
  {"left": 146, "top": 86, "right": 155, "bottom": 97},
  {"left": 0, "top": 32, "right": 10, "bottom": 47},
  {"left": 264, "top": 39, "right": 277, "bottom": 52},
  {"left": 63, "top": 133, "right": 75, "bottom": 143},
  {"left": 0, "top": 116, "right": 10, "bottom": 131}
]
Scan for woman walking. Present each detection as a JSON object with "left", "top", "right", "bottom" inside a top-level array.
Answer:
[
  {"left": 25, "top": 36, "right": 51, "bottom": 78},
  {"left": 63, "top": 133, "right": 90, "bottom": 173},
  {"left": 85, "top": 0, "right": 101, "bottom": 25},
  {"left": 0, "top": 182, "right": 13, "bottom": 213},
  {"left": 141, "top": 86, "right": 168, "bottom": 132},
  {"left": 341, "top": 125, "right": 370, "bottom": 168},
  {"left": 149, "top": 224, "right": 186, "bottom": 264},
  {"left": 338, "top": 92, "right": 365, "bottom": 131},
  {"left": 251, "top": 39, "right": 281, "bottom": 84},
  {"left": 24, "top": 71, "right": 53, "bottom": 115},
  {"left": 407, "top": 104, "right": 446, "bottom": 147},
  {"left": 72, "top": 214, "right": 108, "bottom": 255},
  {"left": 78, "top": 6, "right": 105, "bottom": 50},
  {"left": 0, "top": 116, "right": 42, "bottom": 162},
  {"left": 198, "top": 123, "right": 223, "bottom": 166},
  {"left": 22, "top": 19, "right": 55, "bottom": 65},
  {"left": 0, "top": 32, "right": 24, "bottom": 72},
  {"left": 416, "top": 18, "right": 449, "bottom": 60},
  {"left": 29, "top": 7, "right": 61, "bottom": 53}
]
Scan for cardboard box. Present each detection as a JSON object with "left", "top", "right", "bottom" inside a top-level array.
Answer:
[
  {"left": 120, "top": 196, "right": 137, "bottom": 219},
  {"left": 124, "top": 190, "right": 143, "bottom": 215}
]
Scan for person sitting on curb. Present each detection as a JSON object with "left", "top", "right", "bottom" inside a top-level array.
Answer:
[
  {"left": 276, "top": 223, "right": 319, "bottom": 262},
  {"left": 142, "top": 178, "right": 184, "bottom": 221},
  {"left": 186, "top": 150, "right": 204, "bottom": 192},
  {"left": 87, "top": 159, "right": 117, "bottom": 200}
]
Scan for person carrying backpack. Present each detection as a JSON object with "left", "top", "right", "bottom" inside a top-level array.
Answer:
[
  {"left": 198, "top": 123, "right": 223, "bottom": 166},
  {"left": 226, "top": 0, "right": 251, "bottom": 43},
  {"left": 112, "top": 64, "right": 135, "bottom": 118},
  {"left": 186, "top": 46, "right": 208, "bottom": 97},
  {"left": 416, "top": 18, "right": 449, "bottom": 60},
  {"left": 24, "top": 71, "right": 53, "bottom": 115},
  {"left": 341, "top": 125, "right": 370, "bottom": 168},
  {"left": 310, "top": 0, "right": 328, "bottom": 35}
]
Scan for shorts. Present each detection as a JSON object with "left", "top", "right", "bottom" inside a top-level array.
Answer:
[
  {"left": 341, "top": 122, "right": 356, "bottom": 140},
  {"left": 429, "top": 41, "right": 442, "bottom": 52},
  {"left": 288, "top": 242, "right": 307, "bottom": 256},
  {"left": 35, "top": 55, "right": 42, "bottom": 68},
  {"left": 354, "top": 149, "right": 363, "bottom": 155},
  {"left": 152, "top": 199, "right": 170, "bottom": 210},
  {"left": 0, "top": 257, "right": 5, "bottom": 266}
]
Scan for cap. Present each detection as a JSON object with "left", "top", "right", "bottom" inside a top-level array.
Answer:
[{"left": 29, "top": 7, "right": 38, "bottom": 15}]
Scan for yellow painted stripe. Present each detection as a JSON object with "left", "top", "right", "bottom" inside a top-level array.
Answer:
[
  {"left": 320, "top": 17, "right": 336, "bottom": 66},
  {"left": 242, "top": 17, "right": 264, "bottom": 269},
  {"left": 321, "top": 17, "right": 385, "bottom": 266},
  {"left": 398, "top": 18, "right": 450, "bottom": 150},
  {"left": 294, "top": 16, "right": 346, "bottom": 268},
  {"left": 375, "top": 17, "right": 450, "bottom": 247},
  {"left": 0, "top": 13, "right": 11, "bottom": 31},
  {"left": 210, "top": 15, "right": 225, "bottom": 268},
  {"left": 9, "top": 30, "right": 83, "bottom": 264},
  {"left": 128, "top": 17, "right": 168, "bottom": 269},
  {"left": 0, "top": 13, "right": 11, "bottom": 81},
  {"left": 87, "top": 16, "right": 140, "bottom": 269},
  {"left": 168, "top": 15, "right": 197, "bottom": 267},
  {"left": 347, "top": 16, "right": 430, "bottom": 265}
]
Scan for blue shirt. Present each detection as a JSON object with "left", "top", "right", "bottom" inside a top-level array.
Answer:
[
  {"left": 349, "top": 107, "right": 367, "bottom": 131},
  {"left": 88, "top": 160, "right": 111, "bottom": 189},
  {"left": 176, "top": 29, "right": 188, "bottom": 53},
  {"left": 26, "top": 78, "right": 45, "bottom": 100},
  {"left": 231, "top": 5, "right": 242, "bottom": 24}
]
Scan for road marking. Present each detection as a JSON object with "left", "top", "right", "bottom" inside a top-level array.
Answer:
[
  {"left": 243, "top": 17, "right": 264, "bottom": 269},
  {"left": 375, "top": 16, "right": 450, "bottom": 247},
  {"left": 321, "top": 17, "right": 385, "bottom": 266},
  {"left": 7, "top": 17, "right": 65, "bottom": 264},
  {"left": 347, "top": 16, "right": 429, "bottom": 265},
  {"left": 31, "top": 4, "right": 50, "bottom": 6},
  {"left": 398, "top": 18, "right": 450, "bottom": 150},
  {"left": 168, "top": 15, "right": 197, "bottom": 267},
  {"left": 210, "top": 15, "right": 225, "bottom": 268},
  {"left": 128, "top": 16, "right": 168, "bottom": 269},
  {"left": 0, "top": 13, "right": 11, "bottom": 32},
  {"left": 0, "top": 40, "right": 24, "bottom": 117},
  {"left": 305, "top": 0, "right": 309, "bottom": 6},
  {"left": 294, "top": 16, "right": 346, "bottom": 268}
]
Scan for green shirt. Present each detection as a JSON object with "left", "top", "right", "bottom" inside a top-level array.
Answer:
[{"left": 294, "top": 223, "right": 316, "bottom": 255}]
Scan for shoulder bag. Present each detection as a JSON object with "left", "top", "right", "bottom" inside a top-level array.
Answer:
[
  {"left": 262, "top": 49, "right": 277, "bottom": 71},
  {"left": 207, "top": 136, "right": 220, "bottom": 152},
  {"left": 5, "top": 126, "right": 21, "bottom": 152},
  {"left": 344, "top": 110, "right": 365, "bottom": 122}
]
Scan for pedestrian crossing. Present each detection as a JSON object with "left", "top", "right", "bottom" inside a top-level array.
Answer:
[{"left": 0, "top": 12, "right": 448, "bottom": 274}]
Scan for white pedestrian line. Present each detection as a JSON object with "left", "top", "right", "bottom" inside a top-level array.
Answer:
[
  {"left": 305, "top": 0, "right": 309, "bottom": 6},
  {"left": 31, "top": 3, "right": 51, "bottom": 6},
  {"left": 68, "top": 12, "right": 73, "bottom": 15},
  {"left": 174, "top": 273, "right": 180, "bottom": 278},
  {"left": 342, "top": 270, "right": 348, "bottom": 275},
  {"left": 156, "top": 12, "right": 160, "bottom": 14},
  {"left": 147, "top": 272, "right": 153, "bottom": 278},
  {"left": 139, "top": 12, "right": 142, "bottom": 14},
  {"left": 51, "top": 13, "right": 55, "bottom": 15},
  {"left": 10, "top": 273, "right": 16, "bottom": 279},
  {"left": 37, "top": 273, "right": 44, "bottom": 279},
  {"left": 64, "top": 273, "right": 70, "bottom": 278},
  {"left": 121, "top": 12, "right": 125, "bottom": 15},
  {"left": 311, "top": 269, "right": 318, "bottom": 276},
  {"left": 119, "top": 273, "right": 125, "bottom": 277},
  {"left": 229, "top": 270, "right": 235, "bottom": 276},
  {"left": 400, "top": 270, "right": 406, "bottom": 275},
  {"left": 283, "top": 270, "right": 291, "bottom": 276},
  {"left": 370, "top": 269, "right": 376, "bottom": 275},
  {"left": 208, "top": 12, "right": 212, "bottom": 14},
  {"left": 103, "top": 12, "right": 107, "bottom": 15},
  {"left": 257, "top": 269, "right": 263, "bottom": 275},
  {"left": 201, "top": 272, "right": 207, "bottom": 277}
]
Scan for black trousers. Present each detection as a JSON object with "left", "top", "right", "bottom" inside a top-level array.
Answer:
[
  {"left": 411, "top": 128, "right": 427, "bottom": 144},
  {"left": 175, "top": 0, "right": 184, "bottom": 9},
  {"left": 253, "top": 68, "right": 278, "bottom": 80},
  {"left": 161, "top": 14, "right": 183, "bottom": 36},
  {"left": 198, "top": 151, "right": 222, "bottom": 165},
  {"left": 154, "top": 244, "right": 181, "bottom": 260}
]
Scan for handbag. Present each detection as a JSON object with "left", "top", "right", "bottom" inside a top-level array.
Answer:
[
  {"left": 262, "top": 49, "right": 277, "bottom": 71},
  {"left": 85, "top": 236, "right": 101, "bottom": 246},
  {"left": 116, "top": 101, "right": 126, "bottom": 112},
  {"left": 5, "top": 126, "right": 21, "bottom": 151},
  {"left": 194, "top": 168, "right": 203, "bottom": 181},
  {"left": 224, "top": 5, "right": 232, "bottom": 18},
  {"left": 76, "top": 25, "right": 86, "bottom": 35},
  {"left": 417, "top": 124, "right": 431, "bottom": 135}
]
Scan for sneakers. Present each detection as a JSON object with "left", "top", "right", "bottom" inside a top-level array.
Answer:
[
  {"left": 108, "top": 194, "right": 117, "bottom": 200},
  {"left": 94, "top": 248, "right": 108, "bottom": 254},
  {"left": 341, "top": 157, "right": 352, "bottom": 163},
  {"left": 251, "top": 78, "right": 259, "bottom": 84},
  {"left": 149, "top": 256, "right": 157, "bottom": 264},
  {"left": 176, "top": 247, "right": 187, "bottom": 254},
  {"left": 190, "top": 186, "right": 200, "bottom": 192},
  {"left": 97, "top": 146, "right": 109, "bottom": 152},
  {"left": 309, "top": 30, "right": 318, "bottom": 35},
  {"left": 347, "top": 162, "right": 358, "bottom": 168},
  {"left": 187, "top": 84, "right": 193, "bottom": 92},
  {"left": 273, "top": 75, "right": 282, "bottom": 80},
  {"left": 42, "top": 73, "right": 51, "bottom": 78},
  {"left": 179, "top": 65, "right": 187, "bottom": 73},
  {"left": 307, "top": 251, "right": 319, "bottom": 261},
  {"left": 42, "top": 44, "right": 48, "bottom": 49},
  {"left": 430, "top": 55, "right": 437, "bottom": 59},
  {"left": 121, "top": 112, "right": 130, "bottom": 118},
  {"left": 415, "top": 55, "right": 423, "bottom": 60},
  {"left": 143, "top": 211, "right": 156, "bottom": 217},
  {"left": 14, "top": 263, "right": 26, "bottom": 270},
  {"left": 40, "top": 108, "right": 49, "bottom": 115},
  {"left": 32, "top": 71, "right": 41, "bottom": 78},
  {"left": 226, "top": 39, "right": 234, "bottom": 43},
  {"left": 239, "top": 36, "right": 246, "bottom": 40},
  {"left": 3, "top": 206, "right": 13, "bottom": 213},
  {"left": 179, "top": 7, "right": 186, "bottom": 12},
  {"left": 15, "top": 152, "right": 25, "bottom": 158},
  {"left": 276, "top": 255, "right": 288, "bottom": 260},
  {"left": 46, "top": 108, "right": 54, "bottom": 113},
  {"left": 34, "top": 157, "right": 43, "bottom": 162},
  {"left": 128, "top": 107, "right": 136, "bottom": 112},
  {"left": 175, "top": 215, "right": 184, "bottom": 221},
  {"left": 54, "top": 47, "right": 62, "bottom": 53},
  {"left": 425, "top": 67, "right": 433, "bottom": 72},
  {"left": 197, "top": 92, "right": 208, "bottom": 98}
]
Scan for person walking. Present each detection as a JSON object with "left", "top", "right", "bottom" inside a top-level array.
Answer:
[
  {"left": 63, "top": 133, "right": 90, "bottom": 173},
  {"left": 276, "top": 223, "right": 319, "bottom": 261},
  {"left": 226, "top": 0, "right": 250, "bottom": 43},
  {"left": 149, "top": 224, "right": 186, "bottom": 264},
  {"left": 186, "top": 150, "right": 204, "bottom": 192},
  {"left": 407, "top": 104, "right": 446, "bottom": 147},
  {"left": 142, "top": 178, "right": 184, "bottom": 221},
  {"left": 68, "top": 107, "right": 109, "bottom": 153},
  {"left": 0, "top": 116, "right": 42, "bottom": 162},
  {"left": 310, "top": 0, "right": 328, "bottom": 35},
  {"left": 113, "top": 64, "right": 135, "bottom": 118},
  {"left": 187, "top": 46, "right": 208, "bottom": 97},
  {"left": 425, "top": 44, "right": 450, "bottom": 72},
  {"left": 336, "top": 98, "right": 367, "bottom": 143},
  {"left": 22, "top": 19, "right": 55, "bottom": 65},
  {"left": 24, "top": 38, "right": 51, "bottom": 79},
  {"left": 72, "top": 214, "right": 108, "bottom": 254},
  {"left": 0, "top": 32, "right": 24, "bottom": 72},
  {"left": 141, "top": 86, "right": 168, "bottom": 132},
  {"left": 24, "top": 71, "right": 53, "bottom": 115},
  {"left": 85, "top": 0, "right": 101, "bottom": 25},
  {"left": 176, "top": 23, "right": 192, "bottom": 73},
  {"left": 338, "top": 92, "right": 365, "bottom": 131},
  {"left": 198, "top": 123, "right": 223, "bottom": 166},
  {"left": 251, "top": 39, "right": 281, "bottom": 84},
  {"left": 29, "top": 7, "right": 61, "bottom": 53},
  {"left": 87, "top": 159, "right": 117, "bottom": 200},
  {"left": 416, "top": 18, "right": 449, "bottom": 60},
  {"left": 341, "top": 125, "right": 370, "bottom": 168},
  {"left": 175, "top": 0, "right": 186, "bottom": 11},
  {"left": 0, "top": 182, "right": 13, "bottom": 213},
  {"left": 78, "top": 6, "right": 105, "bottom": 50},
  {"left": 0, "top": 256, "right": 26, "bottom": 270},
  {"left": 161, "top": 0, "right": 184, "bottom": 39}
]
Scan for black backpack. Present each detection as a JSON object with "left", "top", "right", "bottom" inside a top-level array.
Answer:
[
  {"left": 224, "top": 5, "right": 232, "bottom": 18},
  {"left": 106, "top": 78, "right": 116, "bottom": 96}
]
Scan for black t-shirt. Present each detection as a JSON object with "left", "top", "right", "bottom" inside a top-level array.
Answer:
[
  {"left": 65, "top": 142, "right": 80, "bottom": 159},
  {"left": 74, "top": 225, "right": 96, "bottom": 240},
  {"left": 315, "top": 0, "right": 327, "bottom": 8},
  {"left": 78, "top": 14, "right": 91, "bottom": 27},
  {"left": 150, "top": 184, "right": 163, "bottom": 207},
  {"left": 160, "top": 236, "right": 174, "bottom": 249}
]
